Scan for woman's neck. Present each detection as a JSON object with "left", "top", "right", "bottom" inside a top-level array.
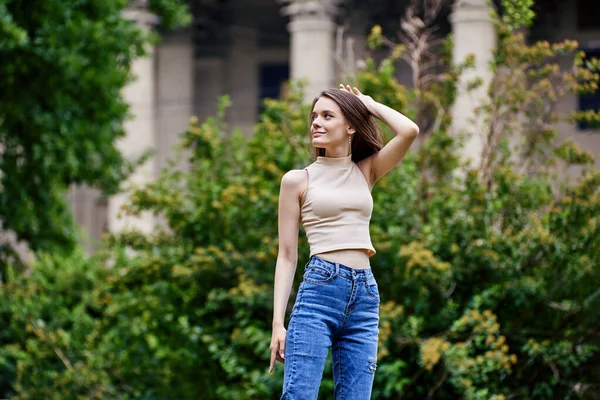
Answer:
[{"left": 323, "top": 145, "right": 351, "bottom": 158}]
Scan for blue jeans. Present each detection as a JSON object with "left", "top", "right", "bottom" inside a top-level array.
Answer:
[{"left": 281, "top": 256, "right": 380, "bottom": 400}]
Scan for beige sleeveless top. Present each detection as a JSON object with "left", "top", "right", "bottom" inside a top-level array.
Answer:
[{"left": 300, "top": 154, "right": 376, "bottom": 257}]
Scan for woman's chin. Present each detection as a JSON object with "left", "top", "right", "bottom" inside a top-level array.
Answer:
[{"left": 312, "top": 137, "right": 327, "bottom": 147}]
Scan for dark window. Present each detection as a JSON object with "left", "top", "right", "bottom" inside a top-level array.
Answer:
[
  {"left": 578, "top": 47, "right": 600, "bottom": 131},
  {"left": 577, "top": 0, "right": 600, "bottom": 31},
  {"left": 258, "top": 63, "right": 289, "bottom": 114}
]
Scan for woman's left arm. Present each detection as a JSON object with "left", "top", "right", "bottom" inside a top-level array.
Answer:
[{"left": 342, "top": 85, "right": 419, "bottom": 184}]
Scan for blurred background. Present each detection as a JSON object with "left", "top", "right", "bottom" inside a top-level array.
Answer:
[
  {"left": 1, "top": 0, "right": 599, "bottom": 399},
  {"left": 69, "top": 0, "right": 600, "bottom": 246}
]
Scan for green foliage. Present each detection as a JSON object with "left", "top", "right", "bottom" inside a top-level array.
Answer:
[
  {"left": 498, "top": 0, "right": 536, "bottom": 32},
  {"left": 478, "top": 5, "right": 600, "bottom": 184},
  {"left": 1, "top": 1, "right": 600, "bottom": 399},
  {"left": 0, "top": 0, "right": 189, "bottom": 258},
  {"left": 0, "top": 249, "right": 117, "bottom": 399}
]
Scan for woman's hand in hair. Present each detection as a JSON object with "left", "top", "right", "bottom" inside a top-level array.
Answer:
[{"left": 339, "top": 84, "right": 377, "bottom": 114}]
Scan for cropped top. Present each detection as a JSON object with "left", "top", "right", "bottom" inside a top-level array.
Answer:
[{"left": 300, "top": 154, "right": 376, "bottom": 257}]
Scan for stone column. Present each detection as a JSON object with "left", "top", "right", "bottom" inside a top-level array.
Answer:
[
  {"left": 68, "top": 185, "right": 106, "bottom": 250},
  {"left": 156, "top": 28, "right": 194, "bottom": 173},
  {"left": 226, "top": 27, "right": 259, "bottom": 136},
  {"left": 107, "top": 4, "right": 158, "bottom": 233},
  {"left": 194, "top": 57, "right": 226, "bottom": 120},
  {"left": 450, "top": 0, "right": 496, "bottom": 166},
  {"left": 192, "top": 7, "right": 229, "bottom": 124},
  {"left": 280, "top": 0, "right": 342, "bottom": 102}
]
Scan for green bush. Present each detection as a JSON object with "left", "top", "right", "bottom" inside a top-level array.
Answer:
[
  {"left": 0, "top": 249, "right": 117, "bottom": 399},
  {"left": 0, "top": 0, "right": 190, "bottom": 269},
  {"left": 1, "top": 2, "right": 599, "bottom": 399}
]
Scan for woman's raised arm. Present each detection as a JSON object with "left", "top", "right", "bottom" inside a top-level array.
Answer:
[{"left": 341, "top": 84, "right": 419, "bottom": 185}]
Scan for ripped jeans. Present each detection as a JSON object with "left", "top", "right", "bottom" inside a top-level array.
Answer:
[{"left": 281, "top": 256, "right": 380, "bottom": 400}]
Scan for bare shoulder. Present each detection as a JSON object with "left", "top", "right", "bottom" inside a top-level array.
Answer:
[
  {"left": 281, "top": 169, "right": 307, "bottom": 194},
  {"left": 281, "top": 169, "right": 307, "bottom": 187},
  {"left": 280, "top": 169, "right": 308, "bottom": 208}
]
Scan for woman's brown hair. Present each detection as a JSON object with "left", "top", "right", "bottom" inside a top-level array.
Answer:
[{"left": 310, "top": 88, "right": 383, "bottom": 163}]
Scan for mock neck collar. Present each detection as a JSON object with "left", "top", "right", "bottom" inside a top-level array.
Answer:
[{"left": 315, "top": 153, "right": 353, "bottom": 167}]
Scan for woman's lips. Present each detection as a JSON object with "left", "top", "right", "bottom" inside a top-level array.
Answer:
[{"left": 312, "top": 132, "right": 325, "bottom": 137}]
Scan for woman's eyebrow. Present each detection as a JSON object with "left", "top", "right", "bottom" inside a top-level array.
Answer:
[{"left": 312, "top": 109, "right": 336, "bottom": 115}]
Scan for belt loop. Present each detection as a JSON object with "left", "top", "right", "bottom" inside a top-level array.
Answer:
[
  {"left": 304, "top": 256, "right": 312, "bottom": 270},
  {"left": 335, "top": 262, "right": 339, "bottom": 278}
]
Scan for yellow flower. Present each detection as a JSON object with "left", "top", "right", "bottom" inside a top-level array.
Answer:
[
  {"left": 420, "top": 338, "right": 449, "bottom": 371},
  {"left": 497, "top": 335, "right": 506, "bottom": 346},
  {"left": 460, "top": 379, "right": 473, "bottom": 388},
  {"left": 172, "top": 265, "right": 193, "bottom": 277}
]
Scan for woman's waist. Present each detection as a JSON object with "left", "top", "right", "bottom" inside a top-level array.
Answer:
[{"left": 313, "top": 249, "right": 370, "bottom": 269}]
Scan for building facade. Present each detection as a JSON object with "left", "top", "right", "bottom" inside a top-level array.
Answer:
[{"left": 69, "top": 0, "right": 600, "bottom": 248}]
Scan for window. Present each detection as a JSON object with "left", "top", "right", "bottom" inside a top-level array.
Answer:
[
  {"left": 258, "top": 63, "right": 290, "bottom": 114},
  {"left": 577, "top": 0, "right": 600, "bottom": 31}
]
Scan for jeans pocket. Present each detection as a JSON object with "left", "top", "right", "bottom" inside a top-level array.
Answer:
[
  {"left": 303, "top": 265, "right": 335, "bottom": 285},
  {"left": 365, "top": 282, "right": 380, "bottom": 301}
]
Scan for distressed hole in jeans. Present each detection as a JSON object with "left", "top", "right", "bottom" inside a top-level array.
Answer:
[{"left": 368, "top": 357, "right": 377, "bottom": 373}]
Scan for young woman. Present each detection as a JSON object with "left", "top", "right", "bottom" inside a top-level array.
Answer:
[{"left": 269, "top": 84, "right": 419, "bottom": 399}]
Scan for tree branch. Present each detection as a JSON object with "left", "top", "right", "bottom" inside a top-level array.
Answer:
[{"left": 427, "top": 368, "right": 449, "bottom": 400}]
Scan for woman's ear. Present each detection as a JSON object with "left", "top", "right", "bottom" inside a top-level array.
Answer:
[{"left": 347, "top": 125, "right": 356, "bottom": 135}]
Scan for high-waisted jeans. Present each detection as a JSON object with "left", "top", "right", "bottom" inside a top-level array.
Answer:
[{"left": 281, "top": 256, "right": 380, "bottom": 400}]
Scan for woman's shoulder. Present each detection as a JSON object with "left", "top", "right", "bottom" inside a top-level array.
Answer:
[
  {"left": 280, "top": 169, "right": 308, "bottom": 190},
  {"left": 280, "top": 169, "right": 309, "bottom": 203}
]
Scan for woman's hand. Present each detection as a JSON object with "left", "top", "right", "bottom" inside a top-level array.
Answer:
[
  {"left": 269, "top": 324, "right": 287, "bottom": 373},
  {"left": 339, "top": 84, "right": 378, "bottom": 115}
]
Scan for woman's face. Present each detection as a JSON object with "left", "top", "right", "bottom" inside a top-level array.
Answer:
[{"left": 311, "top": 97, "right": 353, "bottom": 152}]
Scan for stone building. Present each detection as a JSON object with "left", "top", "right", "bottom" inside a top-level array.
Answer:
[{"left": 69, "top": 0, "right": 600, "bottom": 248}]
